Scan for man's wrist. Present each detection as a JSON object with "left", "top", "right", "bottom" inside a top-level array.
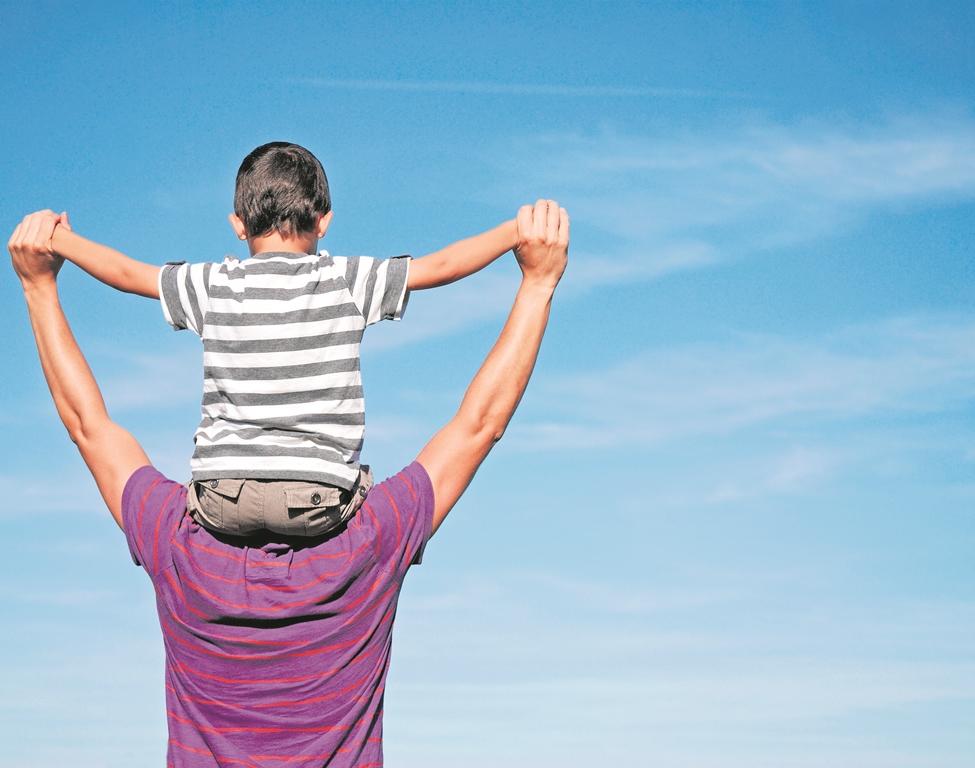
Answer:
[
  {"left": 21, "top": 274, "right": 60, "bottom": 301},
  {"left": 518, "top": 274, "right": 560, "bottom": 297}
]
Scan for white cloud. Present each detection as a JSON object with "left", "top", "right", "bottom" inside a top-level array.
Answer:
[
  {"left": 500, "top": 115, "right": 975, "bottom": 286},
  {"left": 0, "top": 472, "right": 105, "bottom": 518},
  {"left": 365, "top": 269, "right": 521, "bottom": 350},
  {"left": 302, "top": 77, "right": 721, "bottom": 99},
  {"left": 387, "top": 570, "right": 975, "bottom": 768},
  {"left": 702, "top": 445, "right": 841, "bottom": 503},
  {"left": 97, "top": 350, "right": 200, "bottom": 411},
  {"left": 513, "top": 315, "right": 975, "bottom": 450}
]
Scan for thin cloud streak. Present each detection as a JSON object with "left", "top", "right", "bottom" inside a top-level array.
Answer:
[
  {"left": 300, "top": 77, "right": 726, "bottom": 99},
  {"left": 365, "top": 270, "right": 521, "bottom": 351},
  {"left": 0, "top": 473, "right": 105, "bottom": 518},
  {"left": 500, "top": 115, "right": 975, "bottom": 287},
  {"left": 388, "top": 570, "right": 975, "bottom": 767},
  {"left": 513, "top": 316, "right": 975, "bottom": 449},
  {"left": 97, "top": 350, "right": 201, "bottom": 411}
]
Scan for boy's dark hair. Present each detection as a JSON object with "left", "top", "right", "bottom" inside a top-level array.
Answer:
[{"left": 234, "top": 142, "right": 331, "bottom": 237}]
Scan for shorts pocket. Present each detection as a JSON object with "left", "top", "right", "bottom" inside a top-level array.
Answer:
[
  {"left": 195, "top": 479, "right": 246, "bottom": 531},
  {"left": 281, "top": 483, "right": 345, "bottom": 536}
]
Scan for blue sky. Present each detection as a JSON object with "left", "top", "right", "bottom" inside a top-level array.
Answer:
[{"left": 2, "top": 1, "right": 974, "bottom": 765}]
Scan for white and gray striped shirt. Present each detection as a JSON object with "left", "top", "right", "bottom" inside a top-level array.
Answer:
[{"left": 159, "top": 251, "right": 410, "bottom": 489}]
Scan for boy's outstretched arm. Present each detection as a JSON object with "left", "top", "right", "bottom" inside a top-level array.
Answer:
[
  {"left": 407, "top": 218, "right": 519, "bottom": 291},
  {"left": 47, "top": 212, "right": 161, "bottom": 299}
]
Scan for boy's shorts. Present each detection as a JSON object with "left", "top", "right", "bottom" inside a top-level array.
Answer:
[{"left": 185, "top": 466, "right": 374, "bottom": 537}]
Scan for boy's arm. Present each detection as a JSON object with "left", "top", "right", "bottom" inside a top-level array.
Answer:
[
  {"left": 406, "top": 218, "right": 519, "bottom": 291},
  {"left": 50, "top": 215, "right": 160, "bottom": 299}
]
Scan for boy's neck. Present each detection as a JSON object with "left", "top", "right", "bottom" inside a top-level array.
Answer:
[{"left": 247, "top": 230, "right": 319, "bottom": 256}]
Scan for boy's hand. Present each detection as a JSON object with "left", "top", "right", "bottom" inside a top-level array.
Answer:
[
  {"left": 514, "top": 200, "right": 569, "bottom": 288},
  {"left": 8, "top": 210, "right": 71, "bottom": 287}
]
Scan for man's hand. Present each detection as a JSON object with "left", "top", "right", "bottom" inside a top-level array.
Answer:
[
  {"left": 8, "top": 210, "right": 71, "bottom": 286},
  {"left": 514, "top": 199, "right": 569, "bottom": 288}
]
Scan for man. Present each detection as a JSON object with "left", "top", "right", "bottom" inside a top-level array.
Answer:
[{"left": 8, "top": 200, "right": 568, "bottom": 767}]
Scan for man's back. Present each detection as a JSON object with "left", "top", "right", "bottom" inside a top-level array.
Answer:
[{"left": 122, "top": 462, "right": 433, "bottom": 767}]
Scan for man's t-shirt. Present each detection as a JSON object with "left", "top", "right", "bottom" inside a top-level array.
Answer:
[
  {"left": 122, "top": 461, "right": 434, "bottom": 767},
  {"left": 158, "top": 252, "right": 411, "bottom": 489}
]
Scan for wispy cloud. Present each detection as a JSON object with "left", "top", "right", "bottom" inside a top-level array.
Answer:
[
  {"left": 513, "top": 315, "right": 975, "bottom": 450},
  {"left": 500, "top": 115, "right": 975, "bottom": 286},
  {"left": 365, "top": 114, "right": 975, "bottom": 348},
  {"left": 96, "top": 349, "right": 201, "bottom": 411},
  {"left": 300, "top": 77, "right": 724, "bottom": 99},
  {"left": 0, "top": 472, "right": 105, "bottom": 518},
  {"left": 388, "top": 570, "right": 975, "bottom": 767},
  {"left": 700, "top": 445, "right": 842, "bottom": 503},
  {"left": 365, "top": 269, "right": 521, "bottom": 350}
]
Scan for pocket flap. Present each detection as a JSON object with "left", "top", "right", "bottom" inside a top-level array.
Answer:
[
  {"left": 203, "top": 478, "right": 246, "bottom": 500},
  {"left": 285, "top": 485, "right": 343, "bottom": 509}
]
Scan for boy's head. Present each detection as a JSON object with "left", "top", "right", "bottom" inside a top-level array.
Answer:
[{"left": 233, "top": 142, "right": 331, "bottom": 238}]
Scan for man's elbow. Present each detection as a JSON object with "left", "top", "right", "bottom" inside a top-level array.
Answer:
[
  {"left": 467, "top": 414, "right": 508, "bottom": 453},
  {"left": 65, "top": 421, "right": 94, "bottom": 452},
  {"left": 63, "top": 412, "right": 108, "bottom": 454}
]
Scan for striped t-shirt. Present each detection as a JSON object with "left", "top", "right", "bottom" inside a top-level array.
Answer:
[
  {"left": 122, "top": 461, "right": 434, "bottom": 767},
  {"left": 160, "top": 251, "right": 410, "bottom": 489}
]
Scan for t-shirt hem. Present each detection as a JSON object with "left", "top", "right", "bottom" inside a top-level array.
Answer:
[{"left": 190, "top": 467, "right": 359, "bottom": 489}]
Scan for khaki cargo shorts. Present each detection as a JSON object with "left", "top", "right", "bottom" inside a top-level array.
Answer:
[{"left": 185, "top": 466, "right": 374, "bottom": 537}]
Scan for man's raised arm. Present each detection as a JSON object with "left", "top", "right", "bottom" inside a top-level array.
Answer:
[
  {"left": 8, "top": 211, "right": 150, "bottom": 528},
  {"left": 417, "top": 200, "right": 568, "bottom": 534}
]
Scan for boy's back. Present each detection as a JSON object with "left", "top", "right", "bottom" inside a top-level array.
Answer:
[{"left": 160, "top": 248, "right": 409, "bottom": 489}]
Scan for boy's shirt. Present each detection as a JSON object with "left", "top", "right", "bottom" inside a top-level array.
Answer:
[{"left": 159, "top": 250, "right": 410, "bottom": 489}]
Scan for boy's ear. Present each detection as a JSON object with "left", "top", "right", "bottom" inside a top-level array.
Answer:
[
  {"left": 316, "top": 211, "right": 333, "bottom": 238},
  {"left": 228, "top": 213, "right": 248, "bottom": 241}
]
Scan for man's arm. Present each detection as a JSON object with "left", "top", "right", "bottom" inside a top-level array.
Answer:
[
  {"left": 9, "top": 211, "right": 151, "bottom": 528},
  {"left": 406, "top": 219, "right": 518, "bottom": 291},
  {"left": 46, "top": 212, "right": 161, "bottom": 299},
  {"left": 416, "top": 201, "right": 568, "bottom": 534}
]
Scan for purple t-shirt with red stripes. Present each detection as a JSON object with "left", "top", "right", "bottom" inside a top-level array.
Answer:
[{"left": 122, "top": 461, "right": 434, "bottom": 767}]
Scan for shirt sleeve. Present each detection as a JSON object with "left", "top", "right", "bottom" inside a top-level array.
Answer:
[
  {"left": 121, "top": 465, "right": 187, "bottom": 575},
  {"left": 340, "top": 255, "right": 411, "bottom": 326},
  {"left": 159, "top": 261, "right": 216, "bottom": 336},
  {"left": 353, "top": 461, "right": 434, "bottom": 578}
]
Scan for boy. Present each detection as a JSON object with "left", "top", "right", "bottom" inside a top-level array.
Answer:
[{"left": 46, "top": 141, "right": 520, "bottom": 537}]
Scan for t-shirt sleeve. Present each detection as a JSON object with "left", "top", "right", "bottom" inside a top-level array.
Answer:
[
  {"left": 355, "top": 462, "right": 434, "bottom": 577},
  {"left": 341, "top": 255, "right": 411, "bottom": 326},
  {"left": 121, "top": 465, "right": 188, "bottom": 575},
  {"left": 159, "top": 261, "right": 215, "bottom": 335}
]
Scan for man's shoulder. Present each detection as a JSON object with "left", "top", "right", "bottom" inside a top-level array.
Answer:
[
  {"left": 122, "top": 465, "right": 178, "bottom": 511},
  {"left": 352, "top": 462, "right": 435, "bottom": 569},
  {"left": 120, "top": 465, "right": 185, "bottom": 570}
]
